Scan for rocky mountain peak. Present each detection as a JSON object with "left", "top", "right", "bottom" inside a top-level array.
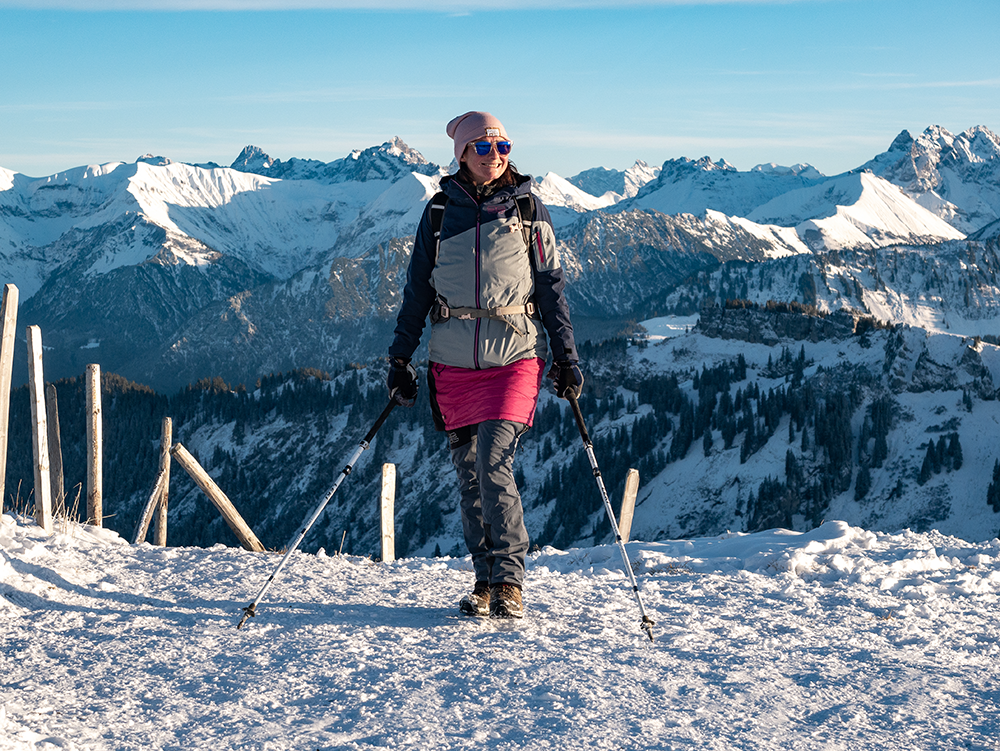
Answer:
[
  {"left": 136, "top": 154, "right": 173, "bottom": 167},
  {"left": 342, "top": 138, "right": 435, "bottom": 181},
  {"left": 887, "top": 129, "right": 915, "bottom": 154},
  {"left": 230, "top": 145, "right": 274, "bottom": 173}
]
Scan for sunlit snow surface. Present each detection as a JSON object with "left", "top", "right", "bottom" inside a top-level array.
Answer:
[{"left": 2, "top": 514, "right": 1000, "bottom": 750}]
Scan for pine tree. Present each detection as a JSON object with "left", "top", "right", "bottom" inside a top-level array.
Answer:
[
  {"left": 948, "top": 433, "right": 964, "bottom": 471},
  {"left": 918, "top": 445, "right": 934, "bottom": 486},
  {"left": 722, "top": 416, "right": 737, "bottom": 450},
  {"left": 989, "top": 460, "right": 1000, "bottom": 513},
  {"left": 741, "top": 419, "right": 756, "bottom": 464},
  {"left": 855, "top": 465, "right": 872, "bottom": 501},
  {"left": 935, "top": 435, "right": 949, "bottom": 472}
]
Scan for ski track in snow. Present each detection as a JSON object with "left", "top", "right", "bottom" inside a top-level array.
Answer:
[{"left": 2, "top": 515, "right": 1000, "bottom": 750}]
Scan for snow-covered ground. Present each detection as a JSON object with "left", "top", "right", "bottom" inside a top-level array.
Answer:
[
  {"left": 636, "top": 315, "right": 699, "bottom": 341},
  {"left": 3, "top": 513, "right": 1000, "bottom": 750}
]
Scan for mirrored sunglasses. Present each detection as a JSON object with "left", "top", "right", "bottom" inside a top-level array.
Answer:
[{"left": 473, "top": 140, "right": 513, "bottom": 156}]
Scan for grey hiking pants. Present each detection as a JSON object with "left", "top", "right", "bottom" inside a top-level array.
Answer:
[{"left": 449, "top": 419, "right": 529, "bottom": 587}]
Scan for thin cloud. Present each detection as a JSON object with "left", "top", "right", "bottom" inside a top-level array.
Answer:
[
  {"left": 0, "top": 0, "right": 828, "bottom": 9},
  {"left": 834, "top": 76, "right": 1000, "bottom": 92}
]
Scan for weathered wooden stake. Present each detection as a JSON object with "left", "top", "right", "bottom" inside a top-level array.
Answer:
[
  {"left": 171, "top": 442, "right": 265, "bottom": 553},
  {"left": 618, "top": 468, "right": 640, "bottom": 543},
  {"left": 26, "top": 326, "right": 52, "bottom": 533},
  {"left": 0, "top": 284, "right": 18, "bottom": 513},
  {"left": 154, "top": 417, "right": 172, "bottom": 546},
  {"left": 133, "top": 466, "right": 168, "bottom": 544},
  {"left": 380, "top": 463, "right": 396, "bottom": 563},
  {"left": 86, "top": 364, "right": 103, "bottom": 527},
  {"left": 45, "top": 384, "right": 65, "bottom": 517}
]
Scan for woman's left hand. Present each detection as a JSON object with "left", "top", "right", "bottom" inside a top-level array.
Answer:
[{"left": 548, "top": 360, "right": 584, "bottom": 399}]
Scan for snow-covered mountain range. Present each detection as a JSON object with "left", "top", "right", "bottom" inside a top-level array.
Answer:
[
  {"left": 4, "top": 125, "right": 1000, "bottom": 554},
  {"left": 3, "top": 124, "right": 999, "bottom": 391}
]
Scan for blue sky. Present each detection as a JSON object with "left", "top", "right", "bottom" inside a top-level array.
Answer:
[{"left": 2, "top": 0, "right": 999, "bottom": 179}]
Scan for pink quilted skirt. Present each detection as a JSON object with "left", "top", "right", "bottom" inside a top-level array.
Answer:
[{"left": 429, "top": 358, "right": 545, "bottom": 431}]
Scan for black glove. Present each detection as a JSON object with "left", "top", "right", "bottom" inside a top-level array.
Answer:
[
  {"left": 387, "top": 357, "right": 418, "bottom": 406},
  {"left": 548, "top": 360, "right": 584, "bottom": 399}
]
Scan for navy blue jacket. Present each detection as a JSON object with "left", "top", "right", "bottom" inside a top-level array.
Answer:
[{"left": 389, "top": 172, "right": 577, "bottom": 366}]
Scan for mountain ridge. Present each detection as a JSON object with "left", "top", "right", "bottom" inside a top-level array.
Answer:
[{"left": 1, "top": 125, "right": 998, "bottom": 391}]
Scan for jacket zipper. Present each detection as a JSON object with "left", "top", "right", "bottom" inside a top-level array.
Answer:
[
  {"left": 474, "top": 205, "right": 482, "bottom": 370},
  {"left": 454, "top": 181, "right": 484, "bottom": 370}
]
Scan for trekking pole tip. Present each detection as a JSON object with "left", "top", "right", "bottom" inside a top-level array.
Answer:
[
  {"left": 642, "top": 616, "right": 655, "bottom": 642},
  {"left": 236, "top": 604, "right": 256, "bottom": 630}
]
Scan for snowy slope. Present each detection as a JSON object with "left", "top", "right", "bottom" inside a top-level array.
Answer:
[
  {"left": 533, "top": 172, "right": 620, "bottom": 212},
  {"left": 121, "top": 162, "right": 347, "bottom": 279},
  {"left": 624, "top": 156, "right": 825, "bottom": 219},
  {"left": 860, "top": 125, "right": 1000, "bottom": 233},
  {"left": 565, "top": 161, "right": 660, "bottom": 201},
  {"left": 658, "top": 237, "right": 1000, "bottom": 344},
  {"left": 747, "top": 172, "right": 965, "bottom": 251},
  {"left": 3, "top": 513, "right": 1000, "bottom": 750},
  {"left": 700, "top": 209, "right": 811, "bottom": 257},
  {"left": 0, "top": 142, "right": 443, "bottom": 294},
  {"left": 619, "top": 323, "right": 1000, "bottom": 545},
  {"left": 0, "top": 162, "right": 136, "bottom": 298}
]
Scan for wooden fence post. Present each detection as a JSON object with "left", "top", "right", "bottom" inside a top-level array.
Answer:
[
  {"left": 132, "top": 465, "right": 168, "bottom": 544},
  {"left": 619, "top": 468, "right": 640, "bottom": 543},
  {"left": 45, "top": 384, "right": 65, "bottom": 518},
  {"left": 380, "top": 463, "right": 396, "bottom": 563},
  {"left": 86, "top": 364, "right": 102, "bottom": 526},
  {"left": 27, "top": 326, "right": 52, "bottom": 533},
  {"left": 134, "top": 417, "right": 173, "bottom": 546},
  {"left": 0, "top": 284, "right": 18, "bottom": 513},
  {"left": 170, "top": 442, "right": 265, "bottom": 553},
  {"left": 154, "top": 417, "right": 171, "bottom": 546}
]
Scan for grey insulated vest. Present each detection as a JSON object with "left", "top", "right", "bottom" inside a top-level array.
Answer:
[{"left": 429, "top": 184, "right": 558, "bottom": 370}]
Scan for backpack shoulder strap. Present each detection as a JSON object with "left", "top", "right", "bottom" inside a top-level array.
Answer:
[
  {"left": 513, "top": 193, "right": 535, "bottom": 248},
  {"left": 428, "top": 191, "right": 449, "bottom": 261}
]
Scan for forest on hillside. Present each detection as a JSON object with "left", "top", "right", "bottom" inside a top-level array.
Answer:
[{"left": 4, "top": 303, "right": 978, "bottom": 557}]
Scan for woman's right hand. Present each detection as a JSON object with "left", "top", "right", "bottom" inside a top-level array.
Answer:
[{"left": 387, "top": 357, "right": 418, "bottom": 406}]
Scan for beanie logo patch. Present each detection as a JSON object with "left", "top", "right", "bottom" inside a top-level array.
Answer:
[{"left": 485, "top": 128, "right": 501, "bottom": 137}]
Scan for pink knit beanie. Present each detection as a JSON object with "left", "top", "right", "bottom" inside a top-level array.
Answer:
[{"left": 446, "top": 111, "right": 508, "bottom": 163}]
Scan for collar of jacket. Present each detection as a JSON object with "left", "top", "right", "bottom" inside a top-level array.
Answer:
[{"left": 439, "top": 171, "right": 533, "bottom": 207}]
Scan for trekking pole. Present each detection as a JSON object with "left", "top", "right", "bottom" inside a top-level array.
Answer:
[
  {"left": 567, "top": 392, "right": 655, "bottom": 642},
  {"left": 237, "top": 398, "right": 396, "bottom": 629}
]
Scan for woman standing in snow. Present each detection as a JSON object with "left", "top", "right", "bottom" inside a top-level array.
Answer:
[{"left": 386, "top": 111, "right": 582, "bottom": 618}]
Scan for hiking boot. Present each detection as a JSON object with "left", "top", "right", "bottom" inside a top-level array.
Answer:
[
  {"left": 489, "top": 583, "right": 524, "bottom": 619},
  {"left": 459, "top": 581, "right": 490, "bottom": 616}
]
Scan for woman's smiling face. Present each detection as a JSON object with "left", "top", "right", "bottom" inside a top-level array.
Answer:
[{"left": 461, "top": 137, "right": 509, "bottom": 185}]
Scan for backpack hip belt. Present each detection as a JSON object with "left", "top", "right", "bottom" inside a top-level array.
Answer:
[{"left": 431, "top": 298, "right": 539, "bottom": 336}]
